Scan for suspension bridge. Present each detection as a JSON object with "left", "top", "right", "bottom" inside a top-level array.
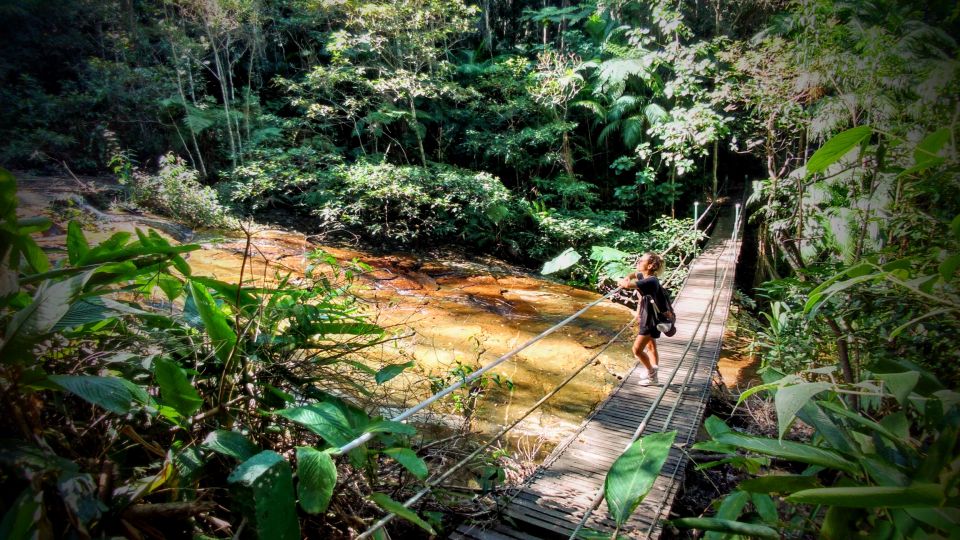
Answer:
[{"left": 334, "top": 201, "right": 743, "bottom": 540}]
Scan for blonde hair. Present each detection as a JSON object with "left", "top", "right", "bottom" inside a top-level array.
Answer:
[{"left": 638, "top": 252, "right": 664, "bottom": 276}]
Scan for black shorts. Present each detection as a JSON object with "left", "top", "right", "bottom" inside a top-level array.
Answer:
[{"left": 638, "top": 323, "right": 661, "bottom": 339}]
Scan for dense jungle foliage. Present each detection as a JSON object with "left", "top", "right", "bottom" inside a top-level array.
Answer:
[{"left": 1, "top": 0, "right": 959, "bottom": 537}]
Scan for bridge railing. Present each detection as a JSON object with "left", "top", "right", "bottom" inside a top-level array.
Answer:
[
  {"left": 336, "top": 201, "right": 739, "bottom": 539},
  {"left": 567, "top": 200, "right": 744, "bottom": 539}
]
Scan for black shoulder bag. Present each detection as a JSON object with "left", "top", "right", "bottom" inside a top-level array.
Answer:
[{"left": 649, "top": 285, "right": 677, "bottom": 337}]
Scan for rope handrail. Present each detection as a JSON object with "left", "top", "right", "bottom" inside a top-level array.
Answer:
[
  {"left": 333, "top": 286, "right": 623, "bottom": 456},
  {"left": 567, "top": 205, "right": 744, "bottom": 538},
  {"left": 355, "top": 317, "right": 638, "bottom": 539},
  {"left": 341, "top": 187, "right": 735, "bottom": 536},
  {"left": 339, "top": 199, "right": 723, "bottom": 457}
]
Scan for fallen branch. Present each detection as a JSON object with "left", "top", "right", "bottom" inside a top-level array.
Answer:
[{"left": 122, "top": 501, "right": 217, "bottom": 521}]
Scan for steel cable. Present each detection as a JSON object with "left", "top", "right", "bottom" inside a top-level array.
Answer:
[
  {"left": 336, "top": 200, "right": 728, "bottom": 536},
  {"left": 334, "top": 287, "right": 623, "bottom": 456},
  {"left": 356, "top": 318, "right": 638, "bottom": 539}
]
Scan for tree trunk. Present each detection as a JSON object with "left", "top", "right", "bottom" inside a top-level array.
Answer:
[
  {"left": 559, "top": 0, "right": 567, "bottom": 52},
  {"left": 542, "top": 0, "right": 548, "bottom": 46},
  {"left": 561, "top": 130, "right": 575, "bottom": 178},
  {"left": 823, "top": 317, "right": 856, "bottom": 386},
  {"left": 484, "top": 0, "right": 493, "bottom": 54},
  {"left": 409, "top": 94, "right": 427, "bottom": 166},
  {"left": 204, "top": 21, "right": 237, "bottom": 168},
  {"left": 168, "top": 25, "right": 207, "bottom": 177},
  {"left": 225, "top": 33, "right": 244, "bottom": 161}
]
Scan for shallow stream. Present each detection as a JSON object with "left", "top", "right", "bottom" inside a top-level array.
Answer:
[
  {"left": 20, "top": 173, "right": 761, "bottom": 465},
  {"left": 21, "top": 175, "right": 642, "bottom": 453}
]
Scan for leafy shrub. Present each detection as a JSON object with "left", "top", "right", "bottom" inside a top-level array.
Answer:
[
  {"left": 521, "top": 206, "right": 628, "bottom": 261},
  {"left": 537, "top": 215, "right": 706, "bottom": 288},
  {"left": 302, "top": 161, "right": 516, "bottom": 246},
  {"left": 752, "top": 299, "right": 819, "bottom": 374},
  {"left": 0, "top": 170, "right": 442, "bottom": 537},
  {"left": 678, "top": 366, "right": 960, "bottom": 538},
  {"left": 222, "top": 143, "right": 342, "bottom": 211},
  {"left": 129, "top": 153, "right": 234, "bottom": 229}
]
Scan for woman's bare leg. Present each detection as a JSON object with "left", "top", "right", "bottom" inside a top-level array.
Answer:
[
  {"left": 645, "top": 339, "right": 659, "bottom": 369},
  {"left": 632, "top": 335, "right": 655, "bottom": 370}
]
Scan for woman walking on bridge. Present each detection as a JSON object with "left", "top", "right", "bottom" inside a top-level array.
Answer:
[{"left": 618, "top": 252, "right": 673, "bottom": 385}]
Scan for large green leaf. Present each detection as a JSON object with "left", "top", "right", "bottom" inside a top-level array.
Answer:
[
  {"left": 604, "top": 431, "right": 676, "bottom": 526},
  {"left": 66, "top": 221, "right": 89, "bottom": 265},
  {"left": 589, "top": 245, "right": 631, "bottom": 263},
  {"left": 713, "top": 431, "right": 859, "bottom": 474},
  {"left": 0, "top": 487, "right": 44, "bottom": 539},
  {"left": 17, "top": 236, "right": 49, "bottom": 273},
  {"left": 2, "top": 270, "right": 94, "bottom": 360},
  {"left": 914, "top": 128, "right": 951, "bottom": 165},
  {"left": 905, "top": 507, "right": 960, "bottom": 530},
  {"left": 15, "top": 217, "right": 52, "bottom": 235},
  {"left": 375, "top": 361, "right": 414, "bottom": 385},
  {"left": 52, "top": 297, "right": 122, "bottom": 332},
  {"left": 297, "top": 322, "right": 384, "bottom": 337},
  {"left": 363, "top": 419, "right": 416, "bottom": 436},
  {"left": 703, "top": 415, "right": 733, "bottom": 438},
  {"left": 0, "top": 168, "right": 17, "bottom": 219},
  {"left": 805, "top": 273, "right": 879, "bottom": 315},
  {"left": 202, "top": 430, "right": 259, "bottom": 461},
  {"left": 786, "top": 484, "right": 944, "bottom": 508},
  {"left": 275, "top": 404, "right": 355, "bottom": 447},
  {"left": 226, "top": 451, "right": 300, "bottom": 539},
  {"left": 796, "top": 401, "right": 858, "bottom": 456},
  {"left": 806, "top": 126, "right": 872, "bottom": 174},
  {"left": 775, "top": 382, "right": 832, "bottom": 439},
  {"left": 155, "top": 358, "right": 203, "bottom": 417},
  {"left": 751, "top": 493, "right": 779, "bottom": 525},
  {"left": 369, "top": 492, "right": 435, "bottom": 535},
  {"left": 817, "top": 401, "right": 908, "bottom": 448},
  {"left": 188, "top": 281, "right": 237, "bottom": 364},
  {"left": 383, "top": 447, "right": 428, "bottom": 479},
  {"left": 77, "top": 240, "right": 198, "bottom": 266},
  {"left": 541, "top": 247, "right": 582, "bottom": 275},
  {"left": 49, "top": 375, "right": 148, "bottom": 415},
  {"left": 874, "top": 371, "right": 920, "bottom": 405},
  {"left": 189, "top": 276, "right": 258, "bottom": 311},
  {"left": 821, "top": 506, "right": 867, "bottom": 539},
  {"left": 938, "top": 253, "right": 960, "bottom": 282},
  {"left": 296, "top": 447, "right": 337, "bottom": 514},
  {"left": 669, "top": 517, "right": 778, "bottom": 539}
]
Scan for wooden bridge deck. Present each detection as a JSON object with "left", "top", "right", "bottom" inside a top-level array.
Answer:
[{"left": 453, "top": 207, "right": 742, "bottom": 540}]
